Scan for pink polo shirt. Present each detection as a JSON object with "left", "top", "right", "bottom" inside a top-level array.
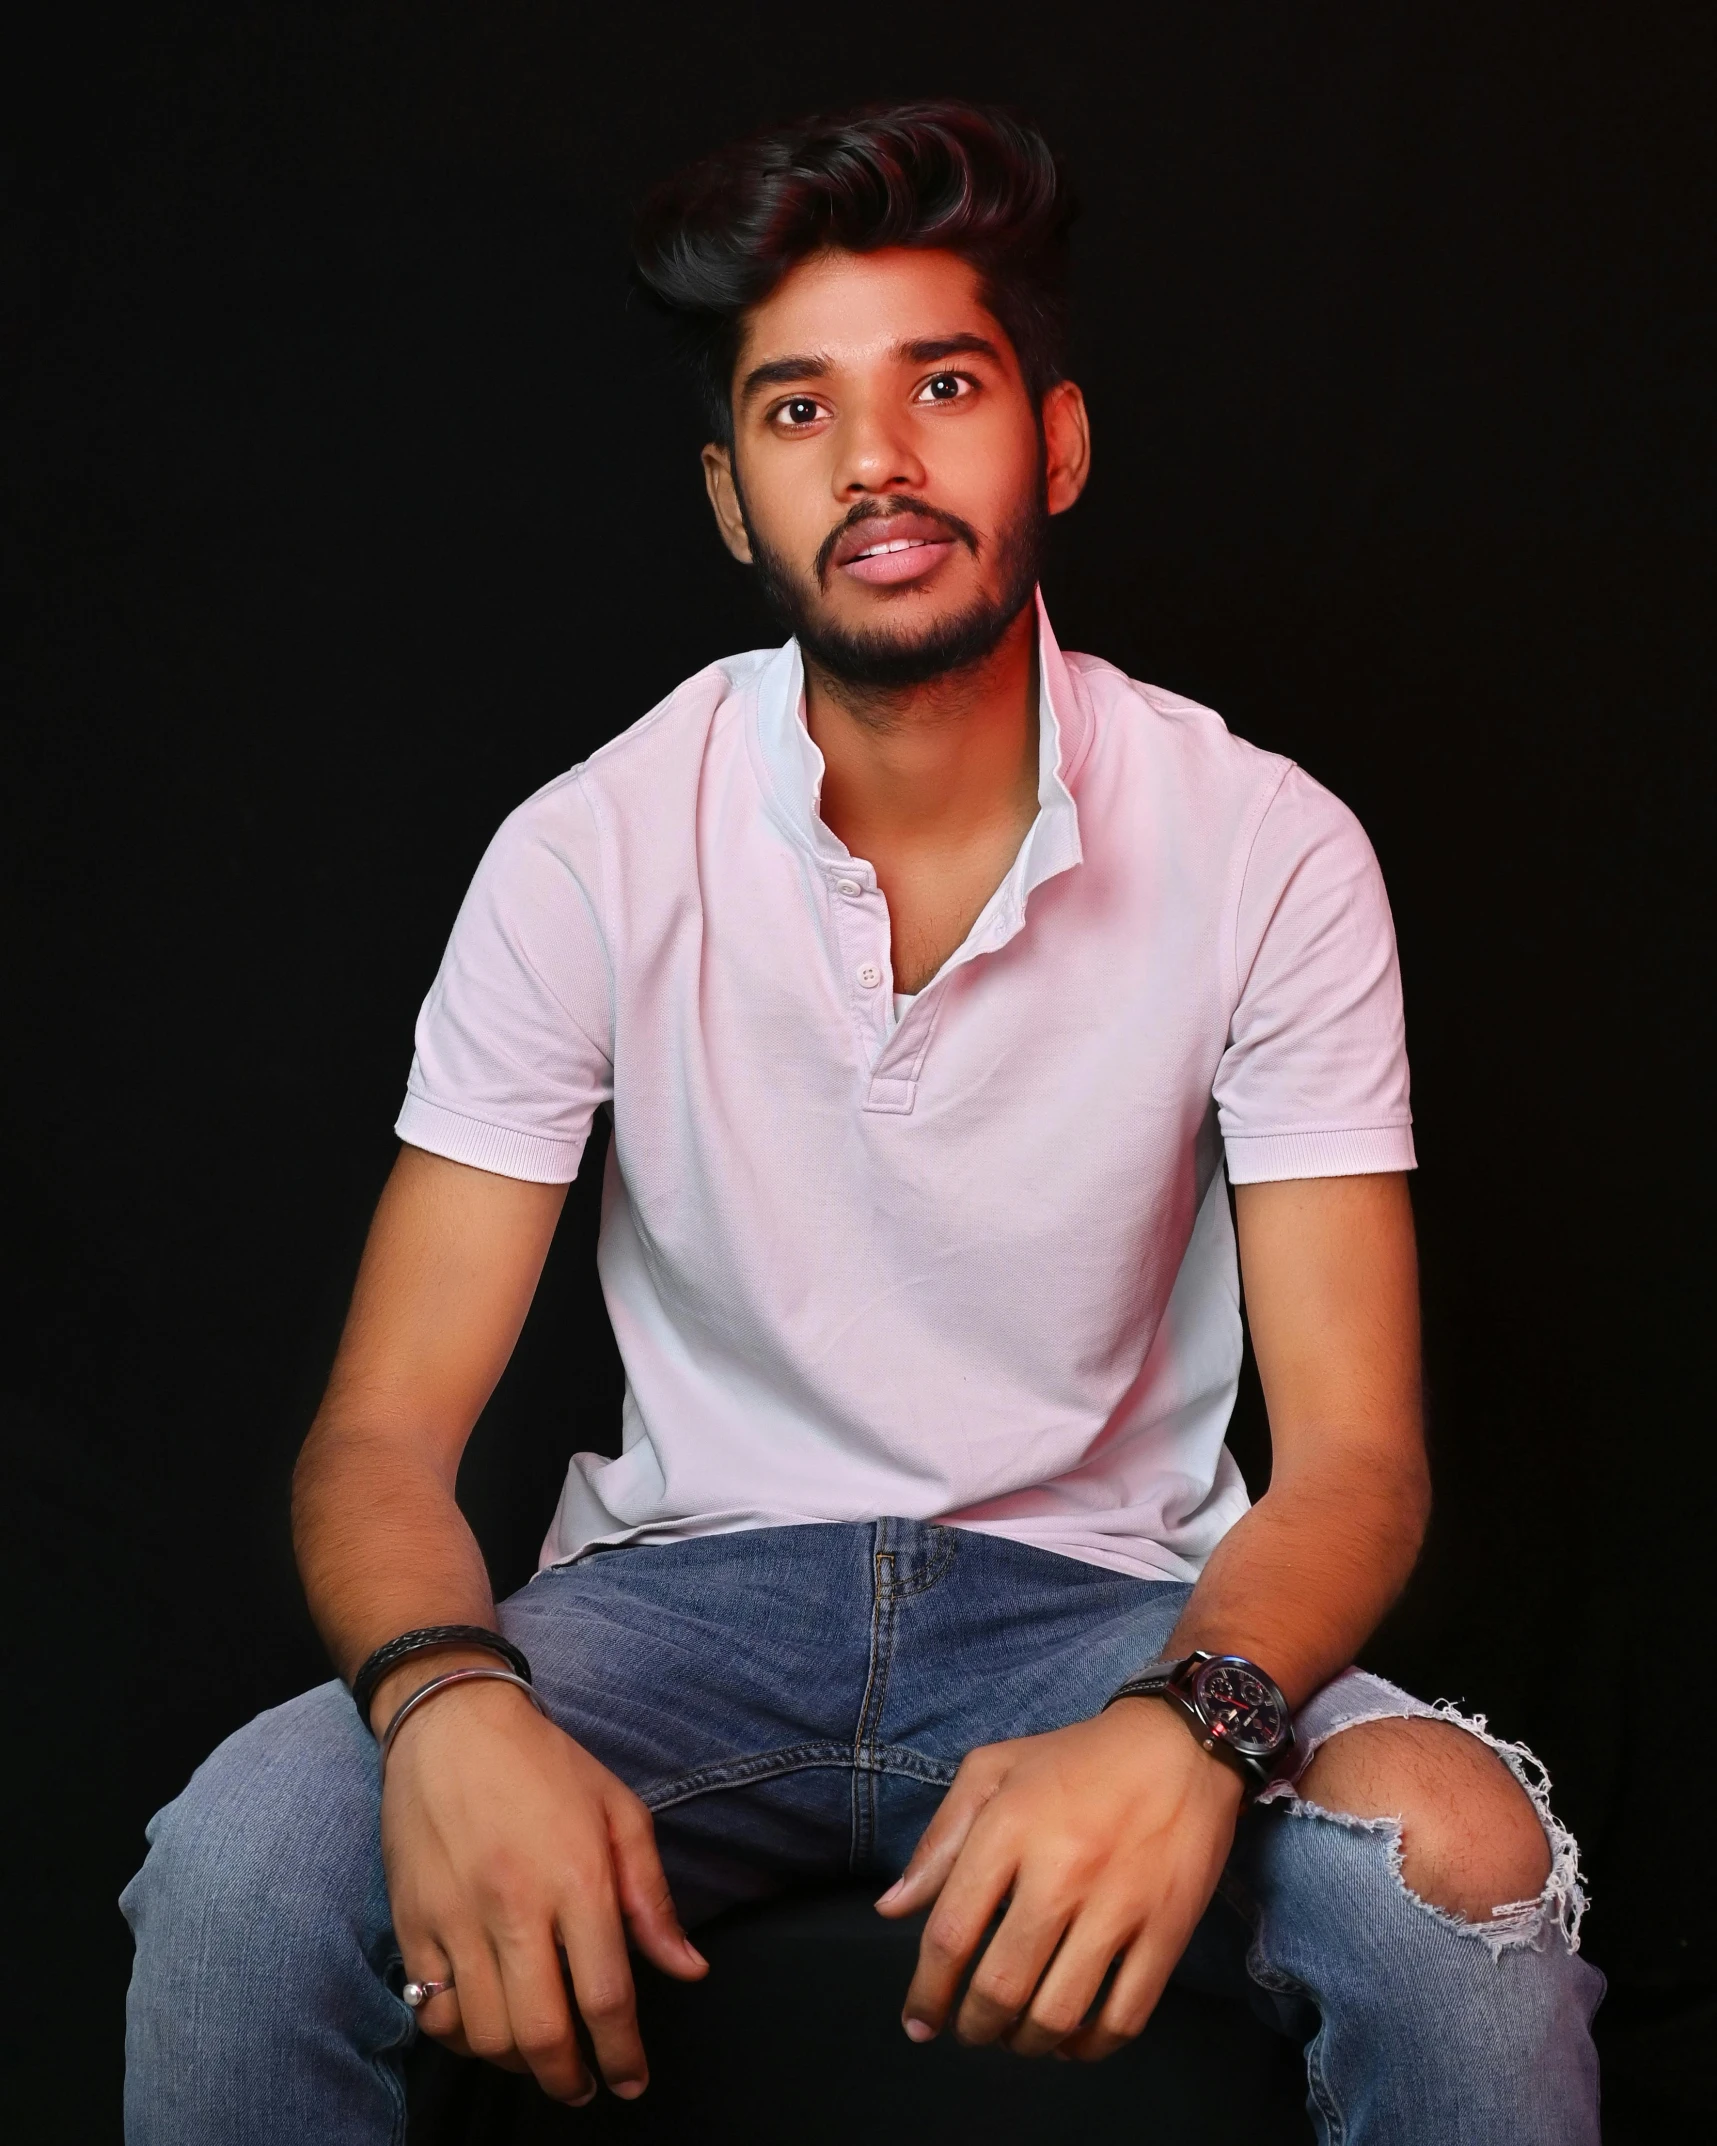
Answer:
[{"left": 397, "top": 599, "right": 1414, "bottom": 1583}]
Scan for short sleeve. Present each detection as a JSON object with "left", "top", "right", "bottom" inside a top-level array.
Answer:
[
  {"left": 1216, "top": 765, "right": 1415, "bottom": 1183},
  {"left": 394, "top": 772, "right": 614, "bottom": 1183}
]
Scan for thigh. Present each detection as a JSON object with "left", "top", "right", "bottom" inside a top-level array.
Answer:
[
  {"left": 123, "top": 1680, "right": 411, "bottom": 2143},
  {"left": 500, "top": 1526, "right": 885, "bottom": 1921},
  {"left": 866, "top": 1526, "right": 1194, "bottom": 1873},
  {"left": 869, "top": 1527, "right": 1194, "bottom": 1757},
  {"left": 126, "top": 1676, "right": 390, "bottom": 1962}
]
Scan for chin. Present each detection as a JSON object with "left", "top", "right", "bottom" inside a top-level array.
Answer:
[
  {"left": 796, "top": 593, "right": 1030, "bottom": 692},
  {"left": 748, "top": 511, "right": 1044, "bottom": 692}
]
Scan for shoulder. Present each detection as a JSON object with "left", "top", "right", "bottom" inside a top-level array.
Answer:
[
  {"left": 1063, "top": 651, "right": 1297, "bottom": 852},
  {"left": 485, "top": 648, "right": 775, "bottom": 863},
  {"left": 1067, "top": 652, "right": 1290, "bottom": 786},
  {"left": 1061, "top": 654, "right": 1392, "bottom": 944},
  {"left": 579, "top": 649, "right": 771, "bottom": 797}
]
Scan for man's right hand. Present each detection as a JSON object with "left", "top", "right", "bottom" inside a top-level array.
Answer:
[
  {"left": 291, "top": 1150, "right": 705, "bottom": 2100},
  {"left": 379, "top": 1675, "right": 707, "bottom": 2105}
]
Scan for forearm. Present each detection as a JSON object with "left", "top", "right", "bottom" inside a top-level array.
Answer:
[
  {"left": 290, "top": 1149, "right": 568, "bottom": 1726},
  {"left": 1181, "top": 1173, "right": 1427, "bottom": 1705},
  {"left": 1165, "top": 1455, "right": 1429, "bottom": 1707},
  {"left": 292, "top": 1419, "right": 501, "bottom": 1727}
]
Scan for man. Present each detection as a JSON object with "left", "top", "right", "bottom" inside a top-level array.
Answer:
[{"left": 123, "top": 102, "right": 1602, "bottom": 2142}]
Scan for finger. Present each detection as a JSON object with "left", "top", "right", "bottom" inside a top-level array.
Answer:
[
  {"left": 953, "top": 1886, "right": 1076, "bottom": 2048},
  {"left": 899, "top": 1828, "right": 1018, "bottom": 2041},
  {"left": 445, "top": 1938, "right": 539, "bottom": 2080},
  {"left": 608, "top": 1795, "right": 707, "bottom": 1981},
  {"left": 491, "top": 1924, "right": 594, "bottom": 2105},
  {"left": 403, "top": 1965, "right": 466, "bottom": 2048},
  {"left": 878, "top": 1749, "right": 1007, "bottom": 1917},
  {"left": 1059, "top": 1928, "right": 1177, "bottom": 2063},
  {"left": 1005, "top": 1913, "right": 1135, "bottom": 2058},
  {"left": 559, "top": 1880, "right": 649, "bottom": 2099}
]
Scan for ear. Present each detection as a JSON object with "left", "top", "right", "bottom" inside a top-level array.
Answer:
[
  {"left": 701, "top": 443, "right": 754, "bottom": 564},
  {"left": 1041, "top": 380, "right": 1092, "bottom": 517}
]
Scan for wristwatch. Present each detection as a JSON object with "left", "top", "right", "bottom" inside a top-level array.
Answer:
[{"left": 1105, "top": 1652, "right": 1296, "bottom": 1794}]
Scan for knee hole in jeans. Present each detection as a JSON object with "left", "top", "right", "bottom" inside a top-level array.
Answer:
[{"left": 1294, "top": 1716, "right": 1552, "bottom": 1924}]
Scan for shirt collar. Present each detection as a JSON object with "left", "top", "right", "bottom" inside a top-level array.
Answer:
[{"left": 752, "top": 589, "right": 1085, "bottom": 912}]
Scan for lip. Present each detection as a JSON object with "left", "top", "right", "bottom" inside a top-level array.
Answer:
[
  {"left": 840, "top": 538, "right": 959, "bottom": 586},
  {"left": 829, "top": 510, "right": 965, "bottom": 586}
]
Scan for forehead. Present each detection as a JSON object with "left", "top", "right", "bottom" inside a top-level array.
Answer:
[{"left": 734, "top": 247, "right": 1016, "bottom": 376}]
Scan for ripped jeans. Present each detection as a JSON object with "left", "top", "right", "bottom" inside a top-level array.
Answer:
[{"left": 122, "top": 1521, "right": 1602, "bottom": 2144}]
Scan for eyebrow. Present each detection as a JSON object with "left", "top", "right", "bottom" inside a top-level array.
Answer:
[
  {"left": 738, "top": 331, "right": 1007, "bottom": 405},
  {"left": 899, "top": 333, "right": 1005, "bottom": 367},
  {"left": 739, "top": 352, "right": 831, "bottom": 402}
]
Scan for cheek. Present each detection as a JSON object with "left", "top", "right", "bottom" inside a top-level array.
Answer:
[
  {"left": 739, "top": 445, "right": 840, "bottom": 563},
  {"left": 930, "top": 420, "right": 1041, "bottom": 534}
]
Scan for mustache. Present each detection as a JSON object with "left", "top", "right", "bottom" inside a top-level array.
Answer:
[{"left": 813, "top": 497, "right": 982, "bottom": 588}]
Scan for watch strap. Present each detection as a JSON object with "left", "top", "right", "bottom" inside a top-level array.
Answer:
[
  {"left": 1104, "top": 1653, "right": 1205, "bottom": 1707},
  {"left": 1103, "top": 1650, "right": 1293, "bottom": 1795}
]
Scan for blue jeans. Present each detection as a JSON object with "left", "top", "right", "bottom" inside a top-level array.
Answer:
[{"left": 122, "top": 1522, "right": 1602, "bottom": 2142}]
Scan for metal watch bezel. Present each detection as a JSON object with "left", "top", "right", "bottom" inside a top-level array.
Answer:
[
  {"left": 1104, "top": 1650, "right": 1297, "bottom": 1791},
  {"left": 1182, "top": 1653, "right": 1293, "bottom": 1763}
]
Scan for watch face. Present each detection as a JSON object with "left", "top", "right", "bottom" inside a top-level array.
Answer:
[{"left": 1192, "top": 1658, "right": 1290, "bottom": 1757}]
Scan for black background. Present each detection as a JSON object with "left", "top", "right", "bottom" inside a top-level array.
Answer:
[{"left": 4, "top": 4, "right": 1712, "bottom": 2136}]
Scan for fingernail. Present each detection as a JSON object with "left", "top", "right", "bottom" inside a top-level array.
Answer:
[
  {"left": 682, "top": 1940, "right": 708, "bottom": 1967},
  {"left": 570, "top": 2083, "right": 597, "bottom": 2107},
  {"left": 875, "top": 1878, "right": 905, "bottom": 1907},
  {"left": 612, "top": 2079, "right": 646, "bottom": 2101},
  {"left": 903, "top": 2016, "right": 936, "bottom": 2043}
]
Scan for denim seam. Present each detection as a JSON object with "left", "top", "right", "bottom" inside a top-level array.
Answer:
[
  {"left": 1301, "top": 2018, "right": 1349, "bottom": 2144},
  {"left": 886, "top": 1525, "right": 959, "bottom": 1598},
  {"left": 640, "top": 1740, "right": 959, "bottom": 1815},
  {"left": 640, "top": 1740, "right": 855, "bottom": 1812},
  {"left": 861, "top": 1741, "right": 960, "bottom": 1787},
  {"left": 851, "top": 1540, "right": 900, "bottom": 1867},
  {"left": 376, "top": 1946, "right": 414, "bottom": 2146},
  {"left": 1236, "top": 1923, "right": 1345, "bottom": 2143}
]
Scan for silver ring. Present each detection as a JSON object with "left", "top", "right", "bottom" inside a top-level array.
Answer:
[{"left": 402, "top": 1975, "right": 454, "bottom": 2010}]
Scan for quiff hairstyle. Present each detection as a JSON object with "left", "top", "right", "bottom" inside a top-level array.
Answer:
[{"left": 632, "top": 100, "right": 1077, "bottom": 444}]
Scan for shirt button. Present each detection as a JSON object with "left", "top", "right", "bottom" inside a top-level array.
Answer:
[
  {"left": 855, "top": 961, "right": 883, "bottom": 989},
  {"left": 834, "top": 878, "right": 862, "bottom": 898}
]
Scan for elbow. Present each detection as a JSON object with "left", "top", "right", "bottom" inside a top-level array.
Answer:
[
  {"left": 1404, "top": 1440, "right": 1433, "bottom": 1536},
  {"left": 288, "top": 1412, "right": 374, "bottom": 1560},
  {"left": 289, "top": 1421, "right": 333, "bottom": 1562},
  {"left": 1391, "top": 1446, "right": 1433, "bottom": 1587}
]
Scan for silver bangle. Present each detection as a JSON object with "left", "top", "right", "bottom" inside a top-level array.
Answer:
[{"left": 379, "top": 1666, "right": 548, "bottom": 1770}]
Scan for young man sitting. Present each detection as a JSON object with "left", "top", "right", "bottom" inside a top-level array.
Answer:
[{"left": 122, "top": 101, "right": 1602, "bottom": 2144}]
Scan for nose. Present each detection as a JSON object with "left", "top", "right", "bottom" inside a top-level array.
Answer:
[{"left": 832, "top": 391, "right": 927, "bottom": 499}]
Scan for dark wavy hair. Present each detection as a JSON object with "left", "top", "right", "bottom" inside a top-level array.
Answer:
[{"left": 632, "top": 101, "right": 1078, "bottom": 444}]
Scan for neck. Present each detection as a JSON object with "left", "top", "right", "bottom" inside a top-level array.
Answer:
[{"left": 804, "top": 604, "right": 1039, "bottom": 851}]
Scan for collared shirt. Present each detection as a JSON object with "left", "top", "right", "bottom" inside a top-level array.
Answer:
[{"left": 397, "top": 598, "right": 1414, "bottom": 1582}]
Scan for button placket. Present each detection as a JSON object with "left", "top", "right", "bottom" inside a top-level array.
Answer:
[
  {"left": 862, "top": 888, "right": 1027, "bottom": 1108},
  {"left": 826, "top": 865, "right": 892, "bottom": 1057}
]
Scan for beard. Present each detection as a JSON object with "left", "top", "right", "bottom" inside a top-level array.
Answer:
[{"left": 739, "top": 484, "right": 1048, "bottom": 693}]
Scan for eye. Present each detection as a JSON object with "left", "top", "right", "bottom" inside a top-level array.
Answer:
[
  {"left": 770, "top": 395, "right": 828, "bottom": 431},
  {"left": 915, "top": 371, "right": 974, "bottom": 405}
]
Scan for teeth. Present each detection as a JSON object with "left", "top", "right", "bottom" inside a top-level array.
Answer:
[{"left": 856, "top": 537, "right": 929, "bottom": 558}]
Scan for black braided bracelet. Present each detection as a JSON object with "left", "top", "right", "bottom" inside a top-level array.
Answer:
[{"left": 351, "top": 1625, "right": 533, "bottom": 1731}]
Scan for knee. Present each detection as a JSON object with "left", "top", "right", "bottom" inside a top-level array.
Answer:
[
  {"left": 125, "top": 1686, "right": 375, "bottom": 1948},
  {"left": 128, "top": 1757, "right": 281, "bottom": 1950},
  {"left": 1295, "top": 1717, "right": 1550, "bottom": 1923},
  {"left": 133, "top": 1756, "right": 272, "bottom": 1924}
]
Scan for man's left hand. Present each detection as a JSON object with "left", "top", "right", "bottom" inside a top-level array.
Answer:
[{"left": 875, "top": 1698, "right": 1246, "bottom": 2060}]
